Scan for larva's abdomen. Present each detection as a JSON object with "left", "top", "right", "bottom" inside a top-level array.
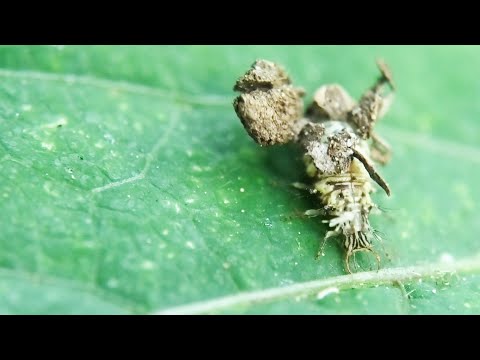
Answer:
[
  {"left": 306, "top": 154, "right": 379, "bottom": 272},
  {"left": 312, "top": 158, "right": 375, "bottom": 231}
]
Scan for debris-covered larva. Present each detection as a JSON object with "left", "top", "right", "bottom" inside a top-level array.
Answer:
[{"left": 233, "top": 59, "right": 395, "bottom": 273}]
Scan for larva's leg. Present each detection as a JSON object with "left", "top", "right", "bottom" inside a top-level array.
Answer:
[
  {"left": 292, "top": 182, "right": 311, "bottom": 191},
  {"left": 345, "top": 251, "right": 354, "bottom": 274},
  {"left": 369, "top": 248, "right": 381, "bottom": 272},
  {"left": 371, "top": 131, "right": 392, "bottom": 165},
  {"left": 304, "top": 209, "right": 325, "bottom": 218},
  {"left": 291, "top": 181, "right": 318, "bottom": 194},
  {"left": 316, "top": 230, "right": 337, "bottom": 259}
]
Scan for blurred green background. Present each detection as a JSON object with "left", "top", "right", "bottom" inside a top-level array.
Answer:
[{"left": 0, "top": 45, "right": 479, "bottom": 314}]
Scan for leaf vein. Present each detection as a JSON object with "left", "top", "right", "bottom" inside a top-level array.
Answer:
[
  {"left": 0, "top": 68, "right": 230, "bottom": 106},
  {"left": 151, "top": 253, "right": 480, "bottom": 314},
  {"left": 90, "top": 110, "right": 179, "bottom": 193}
]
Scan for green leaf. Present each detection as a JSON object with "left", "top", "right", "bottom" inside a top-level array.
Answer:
[{"left": 1, "top": 45, "right": 479, "bottom": 314}]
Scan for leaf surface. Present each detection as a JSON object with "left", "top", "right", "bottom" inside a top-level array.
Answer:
[{"left": 0, "top": 45, "right": 479, "bottom": 314}]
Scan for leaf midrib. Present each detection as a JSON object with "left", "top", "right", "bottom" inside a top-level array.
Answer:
[{"left": 151, "top": 253, "right": 480, "bottom": 314}]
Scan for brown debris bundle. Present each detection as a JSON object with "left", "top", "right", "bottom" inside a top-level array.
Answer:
[
  {"left": 347, "top": 59, "right": 396, "bottom": 139},
  {"left": 233, "top": 60, "right": 305, "bottom": 146},
  {"left": 306, "top": 84, "right": 355, "bottom": 121},
  {"left": 347, "top": 91, "right": 384, "bottom": 139},
  {"left": 297, "top": 122, "right": 325, "bottom": 147},
  {"left": 232, "top": 58, "right": 394, "bottom": 183},
  {"left": 232, "top": 58, "right": 397, "bottom": 274}
]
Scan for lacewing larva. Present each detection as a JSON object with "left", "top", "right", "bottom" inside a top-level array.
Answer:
[{"left": 233, "top": 59, "right": 395, "bottom": 273}]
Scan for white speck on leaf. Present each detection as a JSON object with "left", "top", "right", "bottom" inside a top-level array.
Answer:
[
  {"left": 186, "top": 241, "right": 195, "bottom": 249},
  {"left": 141, "top": 260, "right": 155, "bottom": 270},
  {"left": 240, "top": 188, "right": 245, "bottom": 192},
  {"left": 162, "top": 229, "right": 169, "bottom": 236},
  {"left": 41, "top": 142, "right": 54, "bottom": 151},
  {"left": 21, "top": 104, "right": 32, "bottom": 112},
  {"left": 223, "top": 199, "right": 230, "bottom": 204},
  {"left": 107, "top": 278, "right": 119, "bottom": 288},
  {"left": 42, "top": 117, "right": 68, "bottom": 130},
  {"left": 82, "top": 241, "right": 95, "bottom": 249},
  {"left": 440, "top": 253, "right": 455, "bottom": 264},
  {"left": 56, "top": 117, "right": 68, "bottom": 126},
  {"left": 43, "top": 182, "right": 59, "bottom": 197}
]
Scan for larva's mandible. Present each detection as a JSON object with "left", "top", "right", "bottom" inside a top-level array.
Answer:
[{"left": 233, "top": 59, "right": 395, "bottom": 273}]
